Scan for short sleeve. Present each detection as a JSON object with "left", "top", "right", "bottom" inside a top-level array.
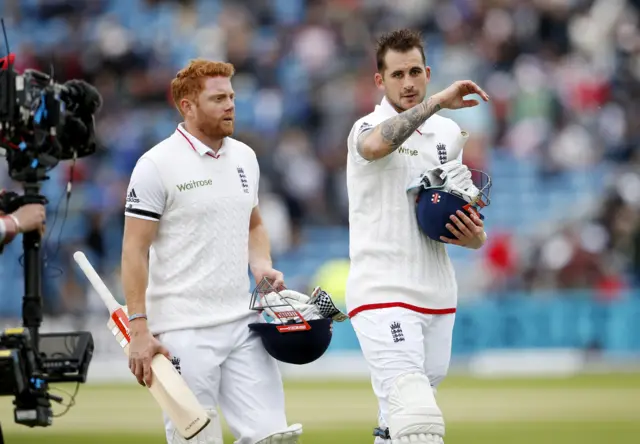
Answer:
[
  {"left": 124, "top": 157, "right": 166, "bottom": 221},
  {"left": 348, "top": 120, "right": 376, "bottom": 165},
  {"left": 455, "top": 128, "right": 468, "bottom": 162},
  {"left": 354, "top": 120, "right": 374, "bottom": 143}
]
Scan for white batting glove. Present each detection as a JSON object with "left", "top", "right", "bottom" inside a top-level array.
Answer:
[
  {"left": 262, "top": 290, "right": 322, "bottom": 323},
  {"left": 440, "top": 160, "right": 472, "bottom": 188},
  {"left": 408, "top": 160, "right": 472, "bottom": 193}
]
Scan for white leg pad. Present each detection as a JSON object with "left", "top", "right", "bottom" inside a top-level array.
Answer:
[
  {"left": 254, "top": 423, "right": 303, "bottom": 444},
  {"left": 387, "top": 373, "right": 445, "bottom": 444},
  {"left": 168, "top": 409, "right": 223, "bottom": 444}
]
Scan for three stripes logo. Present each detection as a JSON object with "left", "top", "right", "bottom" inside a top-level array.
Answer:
[
  {"left": 358, "top": 122, "right": 372, "bottom": 135},
  {"left": 126, "top": 189, "right": 140, "bottom": 204}
]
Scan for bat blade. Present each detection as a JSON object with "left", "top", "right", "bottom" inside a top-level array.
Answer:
[
  {"left": 149, "top": 355, "right": 211, "bottom": 439},
  {"left": 73, "top": 250, "right": 210, "bottom": 439}
]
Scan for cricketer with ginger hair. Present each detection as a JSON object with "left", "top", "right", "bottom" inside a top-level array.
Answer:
[{"left": 120, "top": 58, "right": 302, "bottom": 444}]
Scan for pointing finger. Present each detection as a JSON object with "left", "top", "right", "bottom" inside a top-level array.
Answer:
[
  {"left": 464, "top": 81, "right": 490, "bottom": 101},
  {"left": 474, "top": 85, "right": 490, "bottom": 101}
]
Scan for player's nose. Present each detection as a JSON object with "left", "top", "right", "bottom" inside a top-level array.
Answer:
[{"left": 402, "top": 80, "right": 416, "bottom": 92}]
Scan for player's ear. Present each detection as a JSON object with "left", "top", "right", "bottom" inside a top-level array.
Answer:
[
  {"left": 180, "top": 98, "right": 196, "bottom": 116},
  {"left": 425, "top": 66, "right": 431, "bottom": 81},
  {"left": 180, "top": 98, "right": 193, "bottom": 117},
  {"left": 374, "top": 72, "right": 384, "bottom": 91}
]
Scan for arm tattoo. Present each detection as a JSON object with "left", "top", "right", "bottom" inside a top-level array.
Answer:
[{"left": 379, "top": 97, "right": 441, "bottom": 153}]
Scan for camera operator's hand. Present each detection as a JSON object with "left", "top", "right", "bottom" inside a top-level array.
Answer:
[
  {"left": 12, "top": 204, "right": 46, "bottom": 235},
  {"left": 128, "top": 321, "right": 171, "bottom": 387}
]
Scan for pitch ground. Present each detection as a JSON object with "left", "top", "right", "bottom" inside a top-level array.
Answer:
[{"left": 1, "top": 373, "right": 639, "bottom": 443}]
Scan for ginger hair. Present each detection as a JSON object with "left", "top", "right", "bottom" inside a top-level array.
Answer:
[{"left": 170, "top": 59, "right": 235, "bottom": 116}]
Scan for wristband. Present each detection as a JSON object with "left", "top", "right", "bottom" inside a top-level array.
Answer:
[
  {"left": 8, "top": 214, "right": 21, "bottom": 233},
  {"left": 128, "top": 313, "right": 148, "bottom": 322},
  {"left": 0, "top": 215, "right": 18, "bottom": 244}
]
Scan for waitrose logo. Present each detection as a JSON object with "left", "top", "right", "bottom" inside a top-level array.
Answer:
[
  {"left": 398, "top": 146, "right": 418, "bottom": 156},
  {"left": 177, "top": 179, "right": 213, "bottom": 191}
]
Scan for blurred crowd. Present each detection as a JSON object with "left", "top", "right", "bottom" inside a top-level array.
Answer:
[
  {"left": 0, "top": 0, "right": 639, "bottom": 317},
  {"left": 478, "top": 177, "right": 640, "bottom": 299}
]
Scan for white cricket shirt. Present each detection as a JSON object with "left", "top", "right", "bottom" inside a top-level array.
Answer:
[
  {"left": 124, "top": 123, "right": 260, "bottom": 335},
  {"left": 346, "top": 96, "right": 467, "bottom": 318}
]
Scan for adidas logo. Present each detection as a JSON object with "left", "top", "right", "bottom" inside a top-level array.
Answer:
[{"left": 126, "top": 189, "right": 140, "bottom": 204}]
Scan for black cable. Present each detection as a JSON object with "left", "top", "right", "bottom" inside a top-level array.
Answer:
[
  {"left": 18, "top": 158, "right": 76, "bottom": 277},
  {"left": 51, "top": 382, "right": 80, "bottom": 418}
]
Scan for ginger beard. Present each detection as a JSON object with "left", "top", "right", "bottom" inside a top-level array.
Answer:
[
  {"left": 189, "top": 76, "right": 236, "bottom": 140},
  {"left": 193, "top": 99, "right": 234, "bottom": 139}
]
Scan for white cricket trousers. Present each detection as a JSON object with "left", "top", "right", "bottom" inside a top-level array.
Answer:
[
  {"left": 350, "top": 307, "right": 455, "bottom": 438},
  {"left": 156, "top": 315, "right": 288, "bottom": 444}
]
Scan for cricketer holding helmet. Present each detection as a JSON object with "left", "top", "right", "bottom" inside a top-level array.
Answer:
[
  {"left": 345, "top": 29, "right": 490, "bottom": 443},
  {"left": 121, "top": 59, "right": 301, "bottom": 444}
]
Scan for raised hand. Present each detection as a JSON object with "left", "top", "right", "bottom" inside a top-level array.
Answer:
[{"left": 432, "top": 80, "right": 490, "bottom": 110}]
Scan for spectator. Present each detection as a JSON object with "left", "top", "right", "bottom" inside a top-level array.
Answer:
[{"left": 0, "top": 0, "right": 638, "bottom": 317}]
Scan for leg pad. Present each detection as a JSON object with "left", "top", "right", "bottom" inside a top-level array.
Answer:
[
  {"left": 387, "top": 373, "right": 445, "bottom": 443},
  {"left": 168, "top": 409, "right": 223, "bottom": 444},
  {"left": 254, "top": 423, "right": 303, "bottom": 444}
]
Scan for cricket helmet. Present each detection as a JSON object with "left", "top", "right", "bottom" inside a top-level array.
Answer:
[
  {"left": 408, "top": 168, "right": 492, "bottom": 243},
  {"left": 248, "top": 278, "right": 347, "bottom": 365}
]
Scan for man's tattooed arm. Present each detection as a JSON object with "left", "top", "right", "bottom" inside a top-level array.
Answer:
[
  {"left": 380, "top": 97, "right": 442, "bottom": 152},
  {"left": 357, "top": 96, "right": 442, "bottom": 161}
]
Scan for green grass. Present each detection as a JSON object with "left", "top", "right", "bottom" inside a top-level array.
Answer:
[
  {"left": 2, "top": 374, "right": 640, "bottom": 443},
  {"left": 5, "top": 424, "right": 640, "bottom": 444}
]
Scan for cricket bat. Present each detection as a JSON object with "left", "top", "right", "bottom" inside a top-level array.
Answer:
[{"left": 73, "top": 251, "right": 210, "bottom": 440}]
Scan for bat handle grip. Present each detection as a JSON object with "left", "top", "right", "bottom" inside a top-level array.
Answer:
[{"left": 73, "top": 250, "right": 121, "bottom": 313}]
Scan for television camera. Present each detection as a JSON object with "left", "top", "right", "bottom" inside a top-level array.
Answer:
[{"left": 0, "top": 20, "right": 100, "bottom": 439}]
